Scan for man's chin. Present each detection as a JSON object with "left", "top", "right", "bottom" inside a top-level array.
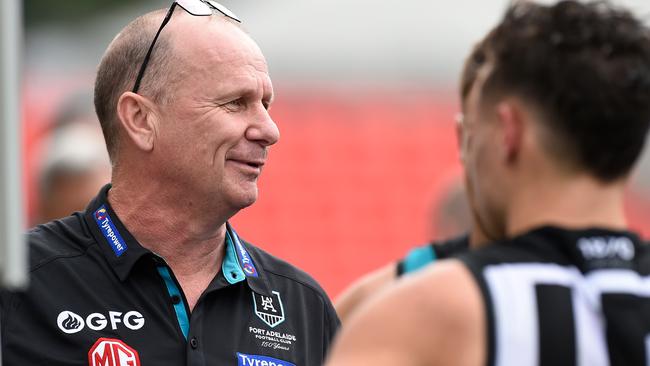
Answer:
[{"left": 230, "top": 188, "right": 259, "bottom": 211}]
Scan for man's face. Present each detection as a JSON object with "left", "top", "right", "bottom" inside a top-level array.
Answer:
[
  {"left": 458, "top": 66, "right": 508, "bottom": 240},
  {"left": 153, "top": 15, "right": 279, "bottom": 213}
]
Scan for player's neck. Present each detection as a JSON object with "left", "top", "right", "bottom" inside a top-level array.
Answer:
[
  {"left": 507, "top": 173, "right": 627, "bottom": 237},
  {"left": 107, "top": 175, "right": 230, "bottom": 275}
]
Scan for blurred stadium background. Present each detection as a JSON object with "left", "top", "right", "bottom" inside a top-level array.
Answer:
[{"left": 21, "top": 0, "right": 650, "bottom": 296}]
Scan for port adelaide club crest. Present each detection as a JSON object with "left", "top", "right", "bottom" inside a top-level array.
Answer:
[
  {"left": 253, "top": 291, "right": 285, "bottom": 328},
  {"left": 249, "top": 291, "right": 297, "bottom": 352}
]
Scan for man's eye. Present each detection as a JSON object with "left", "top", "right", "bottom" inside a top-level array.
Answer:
[{"left": 223, "top": 99, "right": 245, "bottom": 110}]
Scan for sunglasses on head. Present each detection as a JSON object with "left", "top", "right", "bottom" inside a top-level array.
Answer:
[{"left": 132, "top": 0, "right": 241, "bottom": 93}]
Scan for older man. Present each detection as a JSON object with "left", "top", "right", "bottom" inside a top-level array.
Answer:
[
  {"left": 327, "top": 1, "right": 650, "bottom": 365},
  {"left": 1, "top": 1, "right": 338, "bottom": 365}
]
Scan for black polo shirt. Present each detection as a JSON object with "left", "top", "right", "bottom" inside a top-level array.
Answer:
[{"left": 1, "top": 185, "right": 339, "bottom": 365}]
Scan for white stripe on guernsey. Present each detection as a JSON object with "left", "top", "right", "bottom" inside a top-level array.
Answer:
[
  {"left": 484, "top": 263, "right": 650, "bottom": 366},
  {"left": 572, "top": 285, "right": 608, "bottom": 366},
  {"left": 586, "top": 270, "right": 650, "bottom": 295},
  {"left": 485, "top": 264, "right": 549, "bottom": 366}
]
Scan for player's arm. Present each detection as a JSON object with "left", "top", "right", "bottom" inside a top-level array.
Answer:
[
  {"left": 334, "top": 262, "right": 397, "bottom": 323},
  {"left": 325, "top": 260, "right": 486, "bottom": 366},
  {"left": 335, "top": 243, "right": 441, "bottom": 323}
]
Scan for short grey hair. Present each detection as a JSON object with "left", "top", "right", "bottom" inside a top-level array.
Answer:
[{"left": 93, "top": 9, "right": 179, "bottom": 163}]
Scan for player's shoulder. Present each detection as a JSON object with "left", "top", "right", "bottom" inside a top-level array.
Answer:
[
  {"left": 386, "top": 260, "right": 485, "bottom": 364},
  {"left": 26, "top": 213, "right": 97, "bottom": 272},
  {"left": 461, "top": 226, "right": 644, "bottom": 261},
  {"left": 397, "top": 234, "right": 470, "bottom": 276},
  {"left": 458, "top": 226, "right": 650, "bottom": 282},
  {"left": 404, "top": 259, "right": 484, "bottom": 317},
  {"left": 434, "top": 234, "right": 471, "bottom": 257},
  {"left": 327, "top": 259, "right": 484, "bottom": 366}
]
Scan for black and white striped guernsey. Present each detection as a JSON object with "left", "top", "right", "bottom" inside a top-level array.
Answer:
[{"left": 459, "top": 226, "right": 650, "bottom": 366}]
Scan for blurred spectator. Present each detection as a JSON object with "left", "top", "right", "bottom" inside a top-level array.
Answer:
[
  {"left": 34, "top": 92, "right": 110, "bottom": 224},
  {"left": 429, "top": 177, "right": 471, "bottom": 239}
]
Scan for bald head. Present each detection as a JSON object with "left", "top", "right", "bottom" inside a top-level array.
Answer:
[
  {"left": 93, "top": 7, "right": 245, "bottom": 164},
  {"left": 163, "top": 10, "right": 261, "bottom": 84}
]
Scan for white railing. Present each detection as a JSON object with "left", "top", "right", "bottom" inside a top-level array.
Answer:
[{"left": 0, "top": 0, "right": 27, "bottom": 293}]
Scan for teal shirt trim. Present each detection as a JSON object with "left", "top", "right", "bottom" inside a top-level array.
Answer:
[
  {"left": 222, "top": 228, "right": 246, "bottom": 285},
  {"left": 154, "top": 226, "right": 244, "bottom": 340},
  {"left": 402, "top": 245, "right": 436, "bottom": 274},
  {"left": 157, "top": 266, "right": 190, "bottom": 340}
]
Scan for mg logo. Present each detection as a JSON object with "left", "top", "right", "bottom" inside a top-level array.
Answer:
[{"left": 88, "top": 338, "right": 140, "bottom": 366}]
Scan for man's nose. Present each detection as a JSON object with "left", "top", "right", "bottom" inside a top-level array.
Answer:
[{"left": 246, "top": 107, "right": 280, "bottom": 146}]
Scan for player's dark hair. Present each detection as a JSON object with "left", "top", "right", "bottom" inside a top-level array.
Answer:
[{"left": 463, "top": 0, "right": 650, "bottom": 181}]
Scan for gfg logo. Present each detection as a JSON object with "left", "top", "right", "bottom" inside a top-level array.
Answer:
[
  {"left": 88, "top": 338, "right": 140, "bottom": 366},
  {"left": 57, "top": 311, "right": 85, "bottom": 334},
  {"left": 57, "top": 310, "right": 145, "bottom": 334}
]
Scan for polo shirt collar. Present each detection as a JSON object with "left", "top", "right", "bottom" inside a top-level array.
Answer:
[
  {"left": 84, "top": 184, "right": 271, "bottom": 295},
  {"left": 222, "top": 222, "right": 272, "bottom": 296},
  {"left": 84, "top": 184, "right": 150, "bottom": 282}
]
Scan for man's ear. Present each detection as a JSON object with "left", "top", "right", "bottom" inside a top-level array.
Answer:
[
  {"left": 495, "top": 100, "right": 524, "bottom": 163},
  {"left": 116, "top": 92, "right": 158, "bottom": 153}
]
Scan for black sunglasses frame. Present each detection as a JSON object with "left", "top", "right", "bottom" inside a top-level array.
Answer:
[{"left": 131, "top": 0, "right": 241, "bottom": 93}]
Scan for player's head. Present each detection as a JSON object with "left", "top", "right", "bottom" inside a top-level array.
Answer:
[
  {"left": 94, "top": 1, "right": 279, "bottom": 213},
  {"left": 458, "top": 0, "right": 650, "bottom": 240}
]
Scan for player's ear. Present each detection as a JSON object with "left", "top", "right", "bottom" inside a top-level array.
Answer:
[
  {"left": 495, "top": 100, "right": 523, "bottom": 163},
  {"left": 116, "top": 92, "right": 158, "bottom": 153}
]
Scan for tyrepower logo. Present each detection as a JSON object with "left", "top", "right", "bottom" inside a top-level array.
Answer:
[
  {"left": 88, "top": 338, "right": 140, "bottom": 366},
  {"left": 93, "top": 205, "right": 128, "bottom": 257},
  {"left": 237, "top": 353, "right": 295, "bottom": 366},
  {"left": 57, "top": 310, "right": 145, "bottom": 334},
  {"left": 229, "top": 228, "right": 258, "bottom": 277}
]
